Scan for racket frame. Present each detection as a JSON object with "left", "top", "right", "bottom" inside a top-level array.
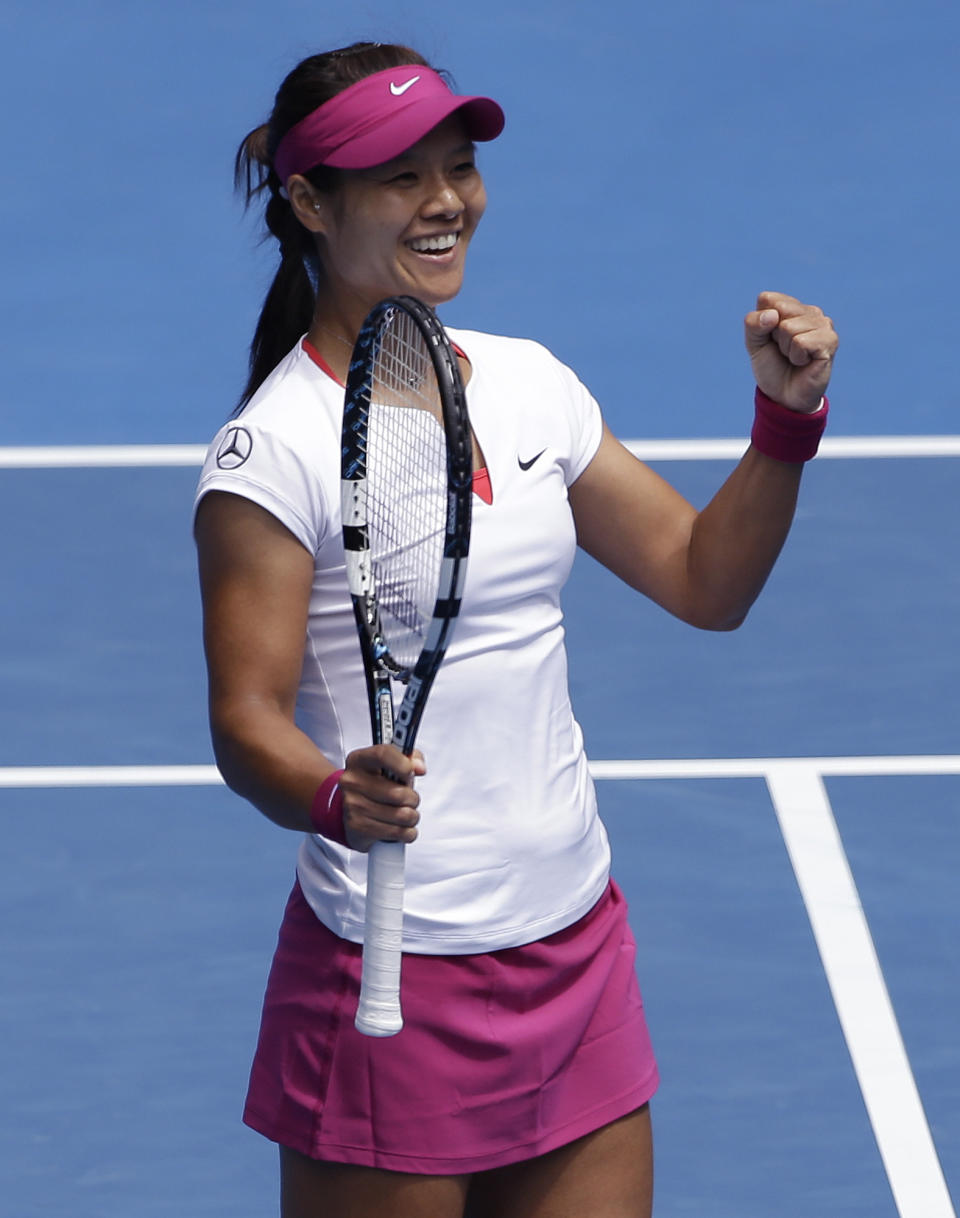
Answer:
[{"left": 340, "top": 295, "right": 473, "bottom": 1036}]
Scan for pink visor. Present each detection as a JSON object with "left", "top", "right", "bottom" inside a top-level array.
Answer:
[{"left": 273, "top": 66, "right": 504, "bottom": 179}]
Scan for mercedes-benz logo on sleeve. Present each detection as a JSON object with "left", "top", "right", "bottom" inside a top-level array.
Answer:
[{"left": 216, "top": 426, "right": 253, "bottom": 469}]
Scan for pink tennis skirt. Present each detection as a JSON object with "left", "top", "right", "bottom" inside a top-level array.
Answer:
[{"left": 243, "top": 877, "right": 659, "bottom": 1175}]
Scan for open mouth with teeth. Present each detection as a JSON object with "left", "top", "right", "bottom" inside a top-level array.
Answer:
[{"left": 407, "top": 233, "right": 460, "bottom": 255}]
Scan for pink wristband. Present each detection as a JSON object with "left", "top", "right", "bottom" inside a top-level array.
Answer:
[
  {"left": 751, "top": 388, "right": 829, "bottom": 463},
  {"left": 310, "top": 769, "right": 348, "bottom": 846}
]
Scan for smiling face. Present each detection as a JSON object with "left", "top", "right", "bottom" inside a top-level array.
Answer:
[{"left": 294, "top": 115, "right": 487, "bottom": 339}]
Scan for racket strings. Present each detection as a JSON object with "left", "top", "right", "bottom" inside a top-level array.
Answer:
[{"left": 366, "top": 312, "right": 448, "bottom": 673}]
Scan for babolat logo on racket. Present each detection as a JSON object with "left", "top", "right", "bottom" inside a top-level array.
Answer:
[
  {"left": 216, "top": 426, "right": 253, "bottom": 469},
  {"left": 391, "top": 676, "right": 424, "bottom": 749}
]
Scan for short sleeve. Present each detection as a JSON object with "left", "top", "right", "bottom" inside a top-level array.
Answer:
[{"left": 194, "top": 419, "right": 330, "bottom": 555}]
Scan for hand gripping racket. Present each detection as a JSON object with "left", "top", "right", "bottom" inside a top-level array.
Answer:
[{"left": 340, "top": 296, "right": 473, "bottom": 1037}]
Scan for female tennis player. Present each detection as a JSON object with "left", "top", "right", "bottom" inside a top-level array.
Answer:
[{"left": 194, "top": 41, "right": 838, "bottom": 1218}]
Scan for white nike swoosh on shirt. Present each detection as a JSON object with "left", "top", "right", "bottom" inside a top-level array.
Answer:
[{"left": 390, "top": 75, "right": 421, "bottom": 96}]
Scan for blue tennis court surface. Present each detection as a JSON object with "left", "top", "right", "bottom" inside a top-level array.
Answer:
[{"left": 2, "top": 0, "right": 958, "bottom": 1214}]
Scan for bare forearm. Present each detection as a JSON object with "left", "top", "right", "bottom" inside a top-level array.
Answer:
[
  {"left": 684, "top": 288, "right": 835, "bottom": 627},
  {"left": 570, "top": 429, "right": 806, "bottom": 630},
  {"left": 210, "top": 698, "right": 336, "bottom": 833},
  {"left": 210, "top": 697, "right": 425, "bottom": 851},
  {"left": 685, "top": 445, "right": 804, "bottom": 630}
]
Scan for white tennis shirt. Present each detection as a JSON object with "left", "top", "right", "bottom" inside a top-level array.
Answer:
[{"left": 196, "top": 329, "right": 612, "bottom": 953}]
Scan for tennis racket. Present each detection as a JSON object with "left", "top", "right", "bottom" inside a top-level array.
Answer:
[{"left": 341, "top": 296, "right": 473, "bottom": 1037}]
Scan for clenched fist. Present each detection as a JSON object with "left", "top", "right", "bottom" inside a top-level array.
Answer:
[{"left": 744, "top": 291, "right": 838, "bottom": 413}]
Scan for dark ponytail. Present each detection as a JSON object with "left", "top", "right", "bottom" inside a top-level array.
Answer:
[{"left": 233, "top": 41, "right": 432, "bottom": 412}]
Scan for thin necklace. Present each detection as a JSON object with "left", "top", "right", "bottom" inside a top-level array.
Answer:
[{"left": 314, "top": 323, "right": 356, "bottom": 353}]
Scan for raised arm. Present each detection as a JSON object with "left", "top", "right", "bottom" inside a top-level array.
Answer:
[
  {"left": 194, "top": 490, "right": 422, "bottom": 848},
  {"left": 569, "top": 292, "right": 838, "bottom": 630}
]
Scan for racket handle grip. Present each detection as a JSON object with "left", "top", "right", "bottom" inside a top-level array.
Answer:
[{"left": 355, "top": 840, "right": 406, "bottom": 1037}]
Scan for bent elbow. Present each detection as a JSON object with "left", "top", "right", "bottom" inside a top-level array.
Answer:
[
  {"left": 712, "top": 612, "right": 748, "bottom": 632},
  {"left": 210, "top": 730, "right": 247, "bottom": 797},
  {"left": 686, "top": 605, "right": 750, "bottom": 632}
]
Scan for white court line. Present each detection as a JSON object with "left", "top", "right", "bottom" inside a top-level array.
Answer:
[
  {"left": 767, "top": 763, "right": 956, "bottom": 1218},
  {"left": 0, "top": 764, "right": 223, "bottom": 787},
  {"left": 1, "top": 755, "right": 956, "bottom": 1216},
  {"left": 2, "top": 437, "right": 960, "bottom": 467},
  {"left": 2, "top": 755, "right": 959, "bottom": 787},
  {"left": 589, "top": 755, "right": 960, "bottom": 779},
  {"left": 0, "top": 445, "right": 208, "bottom": 468},
  {"left": 624, "top": 436, "right": 960, "bottom": 461}
]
